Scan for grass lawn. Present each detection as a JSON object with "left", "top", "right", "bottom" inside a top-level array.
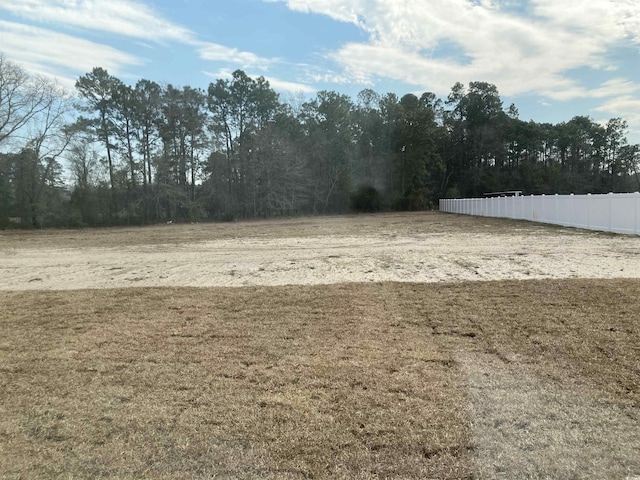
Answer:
[{"left": 2, "top": 279, "right": 639, "bottom": 478}]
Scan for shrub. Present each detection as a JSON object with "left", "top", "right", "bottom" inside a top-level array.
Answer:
[
  {"left": 220, "top": 212, "right": 236, "bottom": 222},
  {"left": 350, "top": 186, "right": 383, "bottom": 213}
]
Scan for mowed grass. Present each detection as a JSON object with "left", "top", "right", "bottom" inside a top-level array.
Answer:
[{"left": 1, "top": 279, "right": 639, "bottom": 479}]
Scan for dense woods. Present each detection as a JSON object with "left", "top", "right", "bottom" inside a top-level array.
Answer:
[{"left": 1, "top": 54, "right": 639, "bottom": 228}]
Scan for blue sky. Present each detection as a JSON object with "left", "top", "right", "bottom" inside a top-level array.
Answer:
[{"left": 1, "top": 0, "right": 639, "bottom": 143}]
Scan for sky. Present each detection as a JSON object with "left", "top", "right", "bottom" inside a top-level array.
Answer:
[{"left": 1, "top": 0, "right": 640, "bottom": 143}]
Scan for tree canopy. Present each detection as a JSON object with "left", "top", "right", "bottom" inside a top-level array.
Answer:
[{"left": 1, "top": 54, "right": 639, "bottom": 228}]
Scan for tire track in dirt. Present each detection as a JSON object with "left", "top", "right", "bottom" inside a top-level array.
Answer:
[{"left": 1, "top": 228, "right": 639, "bottom": 290}]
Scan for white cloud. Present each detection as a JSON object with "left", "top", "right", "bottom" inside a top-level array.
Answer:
[
  {"left": 263, "top": 76, "right": 316, "bottom": 94},
  {"left": 595, "top": 96, "right": 640, "bottom": 120},
  {"left": 196, "top": 42, "right": 274, "bottom": 70},
  {"left": 268, "top": 0, "right": 640, "bottom": 101},
  {"left": 589, "top": 78, "right": 640, "bottom": 99},
  {"left": 0, "top": 0, "right": 275, "bottom": 74},
  {"left": 595, "top": 95, "right": 640, "bottom": 144},
  {"left": 0, "top": 20, "right": 141, "bottom": 83},
  {"left": 599, "top": 96, "right": 640, "bottom": 114},
  {"left": 203, "top": 69, "right": 235, "bottom": 81},
  {"left": 203, "top": 70, "right": 315, "bottom": 94},
  {"left": 532, "top": 0, "right": 640, "bottom": 45},
  {"left": 304, "top": 71, "right": 358, "bottom": 85},
  {"left": 263, "top": 0, "right": 367, "bottom": 26},
  {"left": 328, "top": 40, "right": 588, "bottom": 100},
  {"left": 0, "top": 0, "right": 194, "bottom": 43}
]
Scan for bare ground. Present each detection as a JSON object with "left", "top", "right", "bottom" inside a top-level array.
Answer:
[
  {"left": 0, "top": 212, "right": 639, "bottom": 291},
  {"left": 1, "top": 213, "right": 639, "bottom": 479}
]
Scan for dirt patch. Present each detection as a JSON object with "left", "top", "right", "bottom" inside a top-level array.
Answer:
[{"left": 1, "top": 212, "right": 639, "bottom": 290}]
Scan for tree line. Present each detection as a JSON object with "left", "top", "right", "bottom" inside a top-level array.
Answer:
[{"left": 1, "top": 54, "right": 639, "bottom": 228}]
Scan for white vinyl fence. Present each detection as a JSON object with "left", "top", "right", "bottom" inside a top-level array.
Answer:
[{"left": 439, "top": 193, "right": 640, "bottom": 235}]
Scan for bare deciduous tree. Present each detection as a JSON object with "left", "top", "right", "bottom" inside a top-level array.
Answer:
[{"left": 0, "top": 55, "right": 54, "bottom": 147}]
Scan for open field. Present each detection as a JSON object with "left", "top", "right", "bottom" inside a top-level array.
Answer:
[
  {"left": 1, "top": 212, "right": 640, "bottom": 290},
  {"left": 1, "top": 212, "right": 640, "bottom": 479}
]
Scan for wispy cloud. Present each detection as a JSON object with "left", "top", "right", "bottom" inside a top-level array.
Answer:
[
  {"left": 263, "top": 76, "right": 316, "bottom": 94},
  {"left": 196, "top": 42, "right": 275, "bottom": 70},
  {"left": 268, "top": 0, "right": 640, "bottom": 101},
  {"left": 0, "top": 20, "right": 141, "bottom": 86},
  {"left": 203, "top": 70, "right": 315, "bottom": 94},
  {"left": 302, "top": 67, "right": 368, "bottom": 85},
  {"left": 594, "top": 96, "right": 640, "bottom": 139},
  {"left": 203, "top": 69, "right": 235, "bottom": 81},
  {"left": 0, "top": 0, "right": 194, "bottom": 43},
  {"left": 589, "top": 78, "right": 640, "bottom": 99},
  {"left": 0, "top": 0, "right": 275, "bottom": 80},
  {"left": 532, "top": 0, "right": 640, "bottom": 45}
]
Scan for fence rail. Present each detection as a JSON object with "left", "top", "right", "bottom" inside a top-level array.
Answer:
[{"left": 439, "top": 193, "right": 640, "bottom": 235}]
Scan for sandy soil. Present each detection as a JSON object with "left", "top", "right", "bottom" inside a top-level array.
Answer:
[{"left": 1, "top": 212, "right": 639, "bottom": 290}]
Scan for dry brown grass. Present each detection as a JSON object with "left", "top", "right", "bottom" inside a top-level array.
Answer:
[
  {"left": 0, "top": 211, "right": 588, "bottom": 250},
  {"left": 1, "top": 279, "right": 639, "bottom": 478}
]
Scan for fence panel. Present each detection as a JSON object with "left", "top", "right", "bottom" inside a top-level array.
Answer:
[
  {"left": 572, "top": 195, "right": 590, "bottom": 229},
  {"left": 556, "top": 195, "right": 574, "bottom": 226},
  {"left": 589, "top": 195, "right": 610, "bottom": 231},
  {"left": 610, "top": 194, "right": 636, "bottom": 234},
  {"left": 439, "top": 192, "right": 640, "bottom": 235}
]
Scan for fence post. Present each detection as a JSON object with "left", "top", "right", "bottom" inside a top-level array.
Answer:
[
  {"left": 636, "top": 192, "right": 639, "bottom": 235},
  {"left": 530, "top": 194, "right": 534, "bottom": 221},
  {"left": 608, "top": 192, "right": 613, "bottom": 233},
  {"left": 570, "top": 193, "right": 574, "bottom": 228}
]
